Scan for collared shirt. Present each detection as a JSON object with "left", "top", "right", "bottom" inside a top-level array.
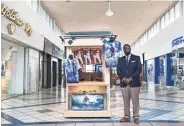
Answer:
[{"left": 126, "top": 54, "right": 131, "bottom": 62}]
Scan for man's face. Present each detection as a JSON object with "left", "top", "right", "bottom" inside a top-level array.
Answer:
[{"left": 123, "top": 45, "right": 131, "bottom": 55}]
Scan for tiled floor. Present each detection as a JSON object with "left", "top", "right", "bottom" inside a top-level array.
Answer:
[{"left": 1, "top": 84, "right": 184, "bottom": 125}]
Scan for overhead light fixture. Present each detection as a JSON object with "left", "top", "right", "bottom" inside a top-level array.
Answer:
[{"left": 106, "top": 1, "right": 113, "bottom": 16}]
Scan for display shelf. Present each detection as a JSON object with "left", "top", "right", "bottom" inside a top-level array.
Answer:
[
  {"left": 64, "top": 111, "right": 112, "bottom": 118},
  {"left": 67, "top": 81, "right": 107, "bottom": 86}
]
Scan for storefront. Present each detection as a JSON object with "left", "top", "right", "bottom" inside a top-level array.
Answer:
[
  {"left": 1, "top": 3, "right": 44, "bottom": 95},
  {"left": 171, "top": 36, "right": 184, "bottom": 89},
  {"left": 42, "top": 38, "right": 64, "bottom": 89}
]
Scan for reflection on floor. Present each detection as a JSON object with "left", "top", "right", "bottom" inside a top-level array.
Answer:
[{"left": 1, "top": 84, "right": 184, "bottom": 125}]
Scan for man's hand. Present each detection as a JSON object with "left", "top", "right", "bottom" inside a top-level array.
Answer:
[{"left": 125, "top": 78, "right": 133, "bottom": 84}]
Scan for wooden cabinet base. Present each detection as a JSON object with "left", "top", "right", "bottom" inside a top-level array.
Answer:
[{"left": 64, "top": 111, "right": 112, "bottom": 118}]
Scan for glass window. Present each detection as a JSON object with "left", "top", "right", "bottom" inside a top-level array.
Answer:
[
  {"left": 170, "top": 7, "right": 175, "bottom": 23},
  {"left": 26, "top": 0, "right": 32, "bottom": 8},
  {"left": 49, "top": 17, "right": 53, "bottom": 27},
  {"left": 165, "top": 12, "right": 170, "bottom": 27},
  {"left": 150, "top": 27, "right": 153, "bottom": 38},
  {"left": 153, "top": 24, "right": 157, "bottom": 36},
  {"left": 145, "top": 32, "right": 148, "bottom": 42},
  {"left": 40, "top": 6, "right": 47, "bottom": 20},
  {"left": 183, "top": 1, "right": 184, "bottom": 15},
  {"left": 175, "top": 2, "right": 181, "bottom": 19},
  {"left": 161, "top": 16, "right": 165, "bottom": 29},
  {"left": 32, "top": 0, "right": 38, "bottom": 12},
  {"left": 140, "top": 36, "right": 143, "bottom": 45},
  {"left": 156, "top": 21, "right": 160, "bottom": 33},
  {"left": 52, "top": 20, "right": 55, "bottom": 31}
]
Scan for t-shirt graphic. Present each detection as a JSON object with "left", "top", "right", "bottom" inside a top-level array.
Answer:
[
  {"left": 63, "top": 59, "right": 79, "bottom": 83},
  {"left": 102, "top": 41, "right": 122, "bottom": 68}
]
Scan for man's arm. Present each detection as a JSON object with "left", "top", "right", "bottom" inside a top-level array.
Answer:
[
  {"left": 130, "top": 56, "right": 142, "bottom": 79},
  {"left": 117, "top": 58, "right": 126, "bottom": 81},
  {"left": 117, "top": 58, "right": 122, "bottom": 80}
]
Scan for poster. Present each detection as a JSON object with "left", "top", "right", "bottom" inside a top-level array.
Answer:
[
  {"left": 73, "top": 49, "right": 102, "bottom": 65},
  {"left": 102, "top": 41, "right": 122, "bottom": 68}
]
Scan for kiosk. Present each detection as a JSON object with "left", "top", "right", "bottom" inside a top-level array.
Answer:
[{"left": 61, "top": 34, "right": 116, "bottom": 118}]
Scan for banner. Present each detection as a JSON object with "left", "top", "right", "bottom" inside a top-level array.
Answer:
[{"left": 73, "top": 48, "right": 102, "bottom": 65}]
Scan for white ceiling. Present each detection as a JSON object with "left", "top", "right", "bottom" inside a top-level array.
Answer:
[{"left": 43, "top": 1, "right": 174, "bottom": 44}]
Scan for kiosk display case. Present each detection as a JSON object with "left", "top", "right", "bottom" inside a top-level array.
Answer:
[
  {"left": 62, "top": 33, "right": 116, "bottom": 118},
  {"left": 64, "top": 81, "right": 111, "bottom": 117}
]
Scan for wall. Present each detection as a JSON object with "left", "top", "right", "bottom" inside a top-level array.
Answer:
[
  {"left": 1, "top": 1, "right": 64, "bottom": 51},
  {"left": 134, "top": 15, "right": 184, "bottom": 60}
]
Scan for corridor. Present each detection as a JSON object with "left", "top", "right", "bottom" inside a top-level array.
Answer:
[{"left": 1, "top": 84, "right": 184, "bottom": 125}]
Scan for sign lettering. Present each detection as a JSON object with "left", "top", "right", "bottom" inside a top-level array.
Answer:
[
  {"left": 1, "top": 4, "right": 24, "bottom": 26},
  {"left": 24, "top": 23, "right": 32, "bottom": 36},
  {"left": 172, "top": 36, "right": 184, "bottom": 47}
]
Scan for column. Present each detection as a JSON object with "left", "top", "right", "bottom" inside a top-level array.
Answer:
[
  {"left": 144, "top": 61, "right": 147, "bottom": 82},
  {"left": 154, "top": 57, "right": 160, "bottom": 84},
  {"left": 166, "top": 53, "right": 174, "bottom": 86}
]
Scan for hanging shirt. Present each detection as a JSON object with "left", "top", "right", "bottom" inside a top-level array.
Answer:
[
  {"left": 63, "top": 59, "right": 79, "bottom": 83},
  {"left": 102, "top": 41, "right": 122, "bottom": 68}
]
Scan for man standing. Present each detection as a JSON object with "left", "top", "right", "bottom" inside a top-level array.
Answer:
[{"left": 117, "top": 44, "right": 142, "bottom": 124}]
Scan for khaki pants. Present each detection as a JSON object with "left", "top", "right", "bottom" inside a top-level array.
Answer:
[{"left": 122, "top": 85, "right": 140, "bottom": 118}]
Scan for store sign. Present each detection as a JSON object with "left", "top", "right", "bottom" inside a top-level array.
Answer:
[
  {"left": 24, "top": 23, "right": 32, "bottom": 36},
  {"left": 1, "top": 3, "right": 32, "bottom": 36},
  {"left": 52, "top": 44, "right": 62, "bottom": 59},
  {"left": 172, "top": 36, "right": 184, "bottom": 47},
  {"left": 1, "top": 4, "right": 24, "bottom": 26},
  {"left": 7, "top": 23, "right": 16, "bottom": 35}
]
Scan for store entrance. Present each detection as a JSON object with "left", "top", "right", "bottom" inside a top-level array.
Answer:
[
  {"left": 1, "top": 39, "right": 24, "bottom": 95},
  {"left": 171, "top": 48, "right": 184, "bottom": 89},
  {"left": 159, "top": 56, "right": 166, "bottom": 87},
  {"left": 52, "top": 61, "right": 57, "bottom": 87},
  {"left": 30, "top": 58, "right": 38, "bottom": 93}
]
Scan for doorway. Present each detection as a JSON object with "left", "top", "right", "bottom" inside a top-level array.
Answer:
[
  {"left": 30, "top": 58, "right": 38, "bottom": 93},
  {"left": 52, "top": 61, "right": 57, "bottom": 87},
  {"left": 171, "top": 48, "right": 184, "bottom": 89}
]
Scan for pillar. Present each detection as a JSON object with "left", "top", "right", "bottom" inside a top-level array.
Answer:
[
  {"left": 154, "top": 57, "right": 160, "bottom": 84},
  {"left": 166, "top": 53, "right": 174, "bottom": 86}
]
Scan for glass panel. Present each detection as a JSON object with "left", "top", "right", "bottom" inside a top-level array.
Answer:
[
  {"left": 183, "top": 1, "right": 184, "bottom": 15},
  {"left": 32, "top": 0, "right": 38, "bottom": 12},
  {"left": 145, "top": 32, "right": 148, "bottom": 42},
  {"left": 49, "top": 17, "right": 53, "bottom": 27},
  {"left": 170, "top": 7, "right": 175, "bottom": 23},
  {"left": 153, "top": 24, "right": 157, "bottom": 36},
  {"left": 165, "top": 12, "right": 170, "bottom": 27},
  {"left": 175, "top": 2, "right": 181, "bottom": 19},
  {"left": 26, "top": 0, "right": 32, "bottom": 8},
  {"left": 161, "top": 16, "right": 165, "bottom": 29},
  {"left": 171, "top": 48, "right": 184, "bottom": 89},
  {"left": 41, "top": 6, "right": 47, "bottom": 20},
  {"left": 156, "top": 21, "right": 160, "bottom": 33},
  {"left": 52, "top": 20, "right": 55, "bottom": 31}
]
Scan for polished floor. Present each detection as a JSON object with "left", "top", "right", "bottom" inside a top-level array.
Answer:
[{"left": 1, "top": 84, "right": 184, "bottom": 126}]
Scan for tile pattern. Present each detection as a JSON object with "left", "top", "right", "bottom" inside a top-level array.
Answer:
[{"left": 1, "top": 85, "right": 184, "bottom": 125}]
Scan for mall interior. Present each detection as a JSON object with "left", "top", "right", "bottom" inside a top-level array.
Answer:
[{"left": 1, "top": 0, "right": 184, "bottom": 126}]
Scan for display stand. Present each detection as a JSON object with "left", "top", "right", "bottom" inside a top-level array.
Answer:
[{"left": 61, "top": 34, "right": 115, "bottom": 118}]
